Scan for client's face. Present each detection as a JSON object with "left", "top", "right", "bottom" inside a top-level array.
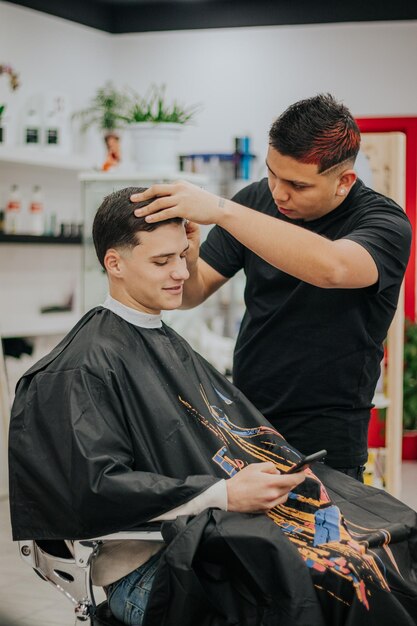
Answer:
[{"left": 118, "top": 222, "right": 190, "bottom": 314}]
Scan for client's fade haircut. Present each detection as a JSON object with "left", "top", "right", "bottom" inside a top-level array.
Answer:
[
  {"left": 93, "top": 186, "right": 183, "bottom": 269},
  {"left": 269, "top": 93, "right": 361, "bottom": 174}
]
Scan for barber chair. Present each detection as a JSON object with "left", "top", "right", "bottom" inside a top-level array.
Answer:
[{"left": 18, "top": 526, "right": 163, "bottom": 626}]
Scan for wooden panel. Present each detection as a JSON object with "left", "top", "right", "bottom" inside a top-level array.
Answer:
[{"left": 360, "top": 132, "right": 406, "bottom": 496}]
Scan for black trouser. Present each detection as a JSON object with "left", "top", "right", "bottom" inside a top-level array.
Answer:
[{"left": 332, "top": 465, "right": 365, "bottom": 483}]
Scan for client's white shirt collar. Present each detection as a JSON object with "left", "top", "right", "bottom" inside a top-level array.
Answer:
[{"left": 102, "top": 294, "right": 162, "bottom": 329}]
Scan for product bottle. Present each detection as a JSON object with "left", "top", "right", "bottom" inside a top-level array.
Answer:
[
  {"left": 29, "top": 185, "right": 44, "bottom": 235},
  {"left": 23, "top": 108, "right": 41, "bottom": 145},
  {"left": 44, "top": 94, "right": 70, "bottom": 153},
  {"left": 4, "top": 184, "right": 22, "bottom": 234},
  {"left": 44, "top": 107, "right": 60, "bottom": 146}
]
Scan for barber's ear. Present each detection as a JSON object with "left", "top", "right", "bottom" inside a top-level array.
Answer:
[
  {"left": 104, "top": 249, "right": 124, "bottom": 277},
  {"left": 336, "top": 169, "right": 357, "bottom": 197}
]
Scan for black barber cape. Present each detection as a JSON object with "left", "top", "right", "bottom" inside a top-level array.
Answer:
[{"left": 9, "top": 308, "right": 417, "bottom": 625}]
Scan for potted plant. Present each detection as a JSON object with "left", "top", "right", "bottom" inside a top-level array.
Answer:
[
  {"left": 0, "top": 63, "right": 20, "bottom": 145},
  {"left": 402, "top": 318, "right": 417, "bottom": 459},
  {"left": 126, "top": 84, "right": 200, "bottom": 172},
  {"left": 72, "top": 82, "right": 130, "bottom": 170},
  {"left": 72, "top": 82, "right": 129, "bottom": 134}
]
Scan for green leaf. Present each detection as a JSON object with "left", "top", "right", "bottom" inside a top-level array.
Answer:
[
  {"left": 72, "top": 82, "right": 130, "bottom": 132},
  {"left": 126, "top": 84, "right": 201, "bottom": 125}
]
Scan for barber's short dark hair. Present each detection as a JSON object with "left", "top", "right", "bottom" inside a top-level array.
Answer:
[
  {"left": 93, "top": 186, "right": 183, "bottom": 269},
  {"left": 269, "top": 93, "right": 361, "bottom": 173}
]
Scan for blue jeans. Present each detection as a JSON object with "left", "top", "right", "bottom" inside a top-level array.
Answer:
[{"left": 107, "top": 551, "right": 162, "bottom": 626}]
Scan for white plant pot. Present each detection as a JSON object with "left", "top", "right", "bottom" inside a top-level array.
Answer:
[{"left": 128, "top": 122, "right": 183, "bottom": 172}]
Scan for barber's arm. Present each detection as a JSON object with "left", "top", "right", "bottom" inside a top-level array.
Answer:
[
  {"left": 132, "top": 182, "right": 378, "bottom": 289},
  {"left": 179, "top": 220, "right": 228, "bottom": 308}
]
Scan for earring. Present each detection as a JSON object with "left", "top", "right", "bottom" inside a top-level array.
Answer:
[{"left": 339, "top": 188, "right": 346, "bottom": 196}]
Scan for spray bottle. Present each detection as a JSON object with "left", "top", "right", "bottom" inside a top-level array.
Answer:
[
  {"left": 4, "top": 184, "right": 22, "bottom": 234},
  {"left": 29, "top": 185, "right": 44, "bottom": 235}
]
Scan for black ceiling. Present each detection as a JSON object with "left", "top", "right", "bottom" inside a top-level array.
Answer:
[{"left": 4, "top": 0, "right": 417, "bottom": 33}]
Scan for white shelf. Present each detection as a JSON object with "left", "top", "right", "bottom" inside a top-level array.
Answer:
[
  {"left": 79, "top": 169, "right": 207, "bottom": 184},
  {"left": 0, "top": 150, "right": 208, "bottom": 181},
  {"left": 0, "top": 147, "right": 94, "bottom": 171}
]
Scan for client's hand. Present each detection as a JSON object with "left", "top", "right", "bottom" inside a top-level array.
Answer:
[{"left": 226, "top": 462, "right": 306, "bottom": 513}]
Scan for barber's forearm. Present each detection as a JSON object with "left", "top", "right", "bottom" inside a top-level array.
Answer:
[
  {"left": 180, "top": 262, "right": 208, "bottom": 308},
  {"left": 181, "top": 257, "right": 228, "bottom": 308},
  {"left": 217, "top": 200, "right": 342, "bottom": 288}
]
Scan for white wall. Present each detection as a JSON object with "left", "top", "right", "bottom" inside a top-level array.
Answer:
[
  {"left": 0, "top": 2, "right": 113, "bottom": 91},
  {"left": 0, "top": 1, "right": 115, "bottom": 160},
  {"left": 113, "top": 20, "right": 417, "bottom": 165},
  {"left": 0, "top": 0, "right": 417, "bottom": 166},
  {"left": 2, "top": 3, "right": 417, "bottom": 168}
]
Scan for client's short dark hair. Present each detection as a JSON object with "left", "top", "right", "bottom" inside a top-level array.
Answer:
[
  {"left": 93, "top": 186, "right": 183, "bottom": 269},
  {"left": 269, "top": 93, "right": 361, "bottom": 174}
]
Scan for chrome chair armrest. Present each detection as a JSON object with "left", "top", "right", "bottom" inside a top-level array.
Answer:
[
  {"left": 18, "top": 538, "right": 97, "bottom": 620},
  {"left": 17, "top": 527, "right": 164, "bottom": 623}
]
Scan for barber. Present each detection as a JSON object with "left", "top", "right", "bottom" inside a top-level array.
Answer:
[{"left": 131, "top": 93, "right": 411, "bottom": 482}]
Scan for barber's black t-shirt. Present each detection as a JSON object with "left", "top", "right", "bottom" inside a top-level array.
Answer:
[{"left": 200, "top": 179, "right": 412, "bottom": 467}]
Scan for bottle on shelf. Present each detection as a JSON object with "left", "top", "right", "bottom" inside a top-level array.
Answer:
[
  {"left": 44, "top": 212, "right": 57, "bottom": 237},
  {"left": 234, "top": 136, "right": 253, "bottom": 180},
  {"left": 44, "top": 101, "right": 61, "bottom": 149},
  {"left": 4, "top": 184, "right": 22, "bottom": 234},
  {"left": 29, "top": 185, "right": 44, "bottom": 235},
  {"left": 43, "top": 93, "right": 71, "bottom": 154},
  {"left": 23, "top": 107, "right": 42, "bottom": 146}
]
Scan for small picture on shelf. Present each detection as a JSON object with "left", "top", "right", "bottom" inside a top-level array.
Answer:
[{"left": 40, "top": 293, "right": 74, "bottom": 315}]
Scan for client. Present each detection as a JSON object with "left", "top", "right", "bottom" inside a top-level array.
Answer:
[{"left": 9, "top": 188, "right": 417, "bottom": 626}]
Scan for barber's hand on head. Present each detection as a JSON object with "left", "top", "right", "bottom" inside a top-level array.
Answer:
[
  {"left": 226, "top": 462, "right": 306, "bottom": 513},
  {"left": 131, "top": 181, "right": 227, "bottom": 226}
]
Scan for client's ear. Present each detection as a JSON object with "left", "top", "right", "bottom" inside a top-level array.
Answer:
[{"left": 104, "top": 249, "right": 123, "bottom": 277}]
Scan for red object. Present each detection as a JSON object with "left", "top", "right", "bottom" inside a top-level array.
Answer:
[
  {"left": 402, "top": 431, "right": 417, "bottom": 460},
  {"left": 356, "top": 117, "right": 417, "bottom": 322},
  {"left": 368, "top": 408, "right": 386, "bottom": 447}
]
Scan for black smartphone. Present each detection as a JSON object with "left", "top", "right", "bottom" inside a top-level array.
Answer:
[{"left": 285, "top": 449, "right": 327, "bottom": 474}]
